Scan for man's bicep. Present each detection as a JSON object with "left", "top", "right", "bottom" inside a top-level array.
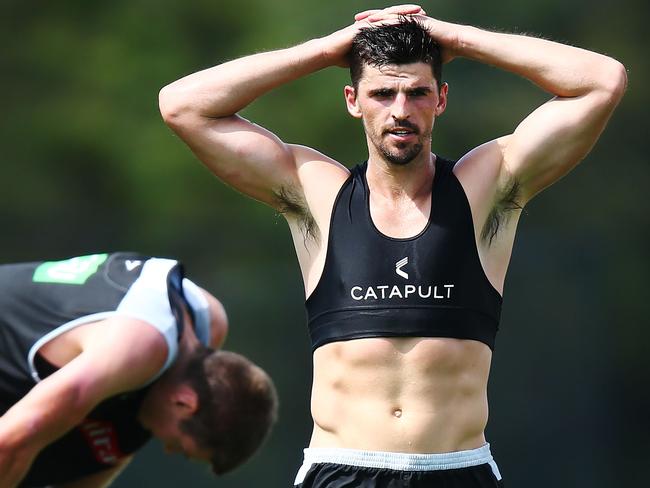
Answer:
[
  {"left": 503, "top": 92, "right": 621, "bottom": 201},
  {"left": 170, "top": 114, "right": 300, "bottom": 207}
]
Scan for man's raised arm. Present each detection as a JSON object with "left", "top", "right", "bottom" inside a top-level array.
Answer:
[
  {"left": 396, "top": 14, "right": 627, "bottom": 202},
  {"left": 158, "top": 6, "right": 425, "bottom": 208}
]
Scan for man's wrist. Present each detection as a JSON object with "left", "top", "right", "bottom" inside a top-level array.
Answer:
[
  {"left": 314, "top": 27, "right": 358, "bottom": 69},
  {"left": 449, "top": 24, "right": 474, "bottom": 59},
  {"left": 291, "top": 37, "right": 338, "bottom": 70}
]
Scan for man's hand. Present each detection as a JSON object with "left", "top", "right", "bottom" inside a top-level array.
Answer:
[
  {"left": 320, "top": 4, "right": 427, "bottom": 67},
  {"left": 354, "top": 4, "right": 426, "bottom": 22},
  {"left": 353, "top": 7, "right": 463, "bottom": 64}
]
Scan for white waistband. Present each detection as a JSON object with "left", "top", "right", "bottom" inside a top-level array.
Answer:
[
  {"left": 301, "top": 443, "right": 494, "bottom": 471},
  {"left": 294, "top": 444, "right": 502, "bottom": 485}
]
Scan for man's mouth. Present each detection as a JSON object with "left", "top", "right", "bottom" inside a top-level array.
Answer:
[
  {"left": 386, "top": 127, "right": 418, "bottom": 140},
  {"left": 385, "top": 122, "right": 419, "bottom": 135}
]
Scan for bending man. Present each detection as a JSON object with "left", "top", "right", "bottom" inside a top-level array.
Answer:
[{"left": 0, "top": 252, "right": 278, "bottom": 487}]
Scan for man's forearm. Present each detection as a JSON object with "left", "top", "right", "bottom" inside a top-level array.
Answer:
[
  {"left": 0, "top": 439, "right": 36, "bottom": 488},
  {"left": 160, "top": 6, "right": 429, "bottom": 123},
  {"left": 159, "top": 37, "right": 333, "bottom": 121},
  {"left": 449, "top": 23, "right": 626, "bottom": 97}
]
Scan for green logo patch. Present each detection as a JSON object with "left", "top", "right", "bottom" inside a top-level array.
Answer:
[{"left": 33, "top": 253, "right": 109, "bottom": 285}]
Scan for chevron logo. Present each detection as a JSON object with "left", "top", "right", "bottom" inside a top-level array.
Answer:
[
  {"left": 125, "top": 260, "right": 142, "bottom": 271},
  {"left": 395, "top": 257, "right": 409, "bottom": 280}
]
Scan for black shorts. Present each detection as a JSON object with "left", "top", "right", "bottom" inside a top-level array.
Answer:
[{"left": 294, "top": 444, "right": 503, "bottom": 488}]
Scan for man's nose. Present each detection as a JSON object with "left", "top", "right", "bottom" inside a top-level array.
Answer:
[{"left": 391, "top": 93, "right": 410, "bottom": 120}]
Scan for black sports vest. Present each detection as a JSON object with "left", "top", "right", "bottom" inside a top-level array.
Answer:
[
  {"left": 306, "top": 157, "right": 502, "bottom": 351},
  {"left": 0, "top": 252, "right": 191, "bottom": 486}
]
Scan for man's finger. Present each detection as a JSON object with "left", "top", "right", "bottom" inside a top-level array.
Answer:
[
  {"left": 356, "top": 5, "right": 424, "bottom": 22},
  {"left": 382, "top": 5, "right": 426, "bottom": 15},
  {"left": 383, "top": 4, "right": 424, "bottom": 15},
  {"left": 354, "top": 9, "right": 381, "bottom": 21},
  {"left": 366, "top": 12, "right": 407, "bottom": 24}
]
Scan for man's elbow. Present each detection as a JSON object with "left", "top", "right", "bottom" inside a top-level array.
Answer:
[
  {"left": 158, "top": 84, "right": 198, "bottom": 131},
  {"left": 600, "top": 58, "right": 628, "bottom": 105}
]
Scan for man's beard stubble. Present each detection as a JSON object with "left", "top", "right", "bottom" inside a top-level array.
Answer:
[
  {"left": 379, "top": 141, "right": 424, "bottom": 165},
  {"left": 368, "top": 119, "right": 432, "bottom": 166}
]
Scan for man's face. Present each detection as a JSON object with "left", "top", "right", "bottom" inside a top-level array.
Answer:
[
  {"left": 345, "top": 62, "right": 447, "bottom": 165},
  {"left": 152, "top": 418, "right": 213, "bottom": 463},
  {"left": 140, "top": 386, "right": 213, "bottom": 464}
]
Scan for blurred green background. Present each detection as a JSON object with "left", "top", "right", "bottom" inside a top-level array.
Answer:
[{"left": 1, "top": 0, "right": 647, "bottom": 486}]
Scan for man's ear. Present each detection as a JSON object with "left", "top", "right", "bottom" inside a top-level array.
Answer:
[
  {"left": 435, "top": 82, "right": 449, "bottom": 117},
  {"left": 344, "top": 85, "right": 362, "bottom": 119},
  {"left": 172, "top": 383, "right": 198, "bottom": 418}
]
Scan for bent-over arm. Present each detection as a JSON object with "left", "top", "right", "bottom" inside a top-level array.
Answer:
[{"left": 0, "top": 318, "right": 166, "bottom": 488}]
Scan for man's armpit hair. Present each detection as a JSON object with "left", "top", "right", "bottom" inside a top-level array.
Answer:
[
  {"left": 274, "top": 186, "right": 319, "bottom": 242},
  {"left": 481, "top": 178, "right": 523, "bottom": 245}
]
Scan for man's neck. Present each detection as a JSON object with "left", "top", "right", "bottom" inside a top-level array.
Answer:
[{"left": 366, "top": 150, "right": 436, "bottom": 202}]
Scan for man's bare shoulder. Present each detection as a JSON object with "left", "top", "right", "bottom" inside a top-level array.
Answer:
[
  {"left": 453, "top": 137, "right": 507, "bottom": 182},
  {"left": 289, "top": 144, "right": 351, "bottom": 176},
  {"left": 452, "top": 137, "right": 523, "bottom": 243},
  {"left": 277, "top": 144, "right": 351, "bottom": 239}
]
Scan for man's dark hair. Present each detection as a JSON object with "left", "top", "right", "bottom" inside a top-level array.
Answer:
[
  {"left": 179, "top": 348, "right": 278, "bottom": 475},
  {"left": 348, "top": 17, "right": 443, "bottom": 88}
]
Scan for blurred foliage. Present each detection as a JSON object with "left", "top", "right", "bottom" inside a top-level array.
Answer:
[{"left": 0, "top": 0, "right": 647, "bottom": 487}]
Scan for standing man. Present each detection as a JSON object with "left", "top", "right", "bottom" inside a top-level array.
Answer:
[
  {"left": 0, "top": 252, "right": 278, "bottom": 487},
  {"left": 159, "top": 4, "right": 626, "bottom": 487}
]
